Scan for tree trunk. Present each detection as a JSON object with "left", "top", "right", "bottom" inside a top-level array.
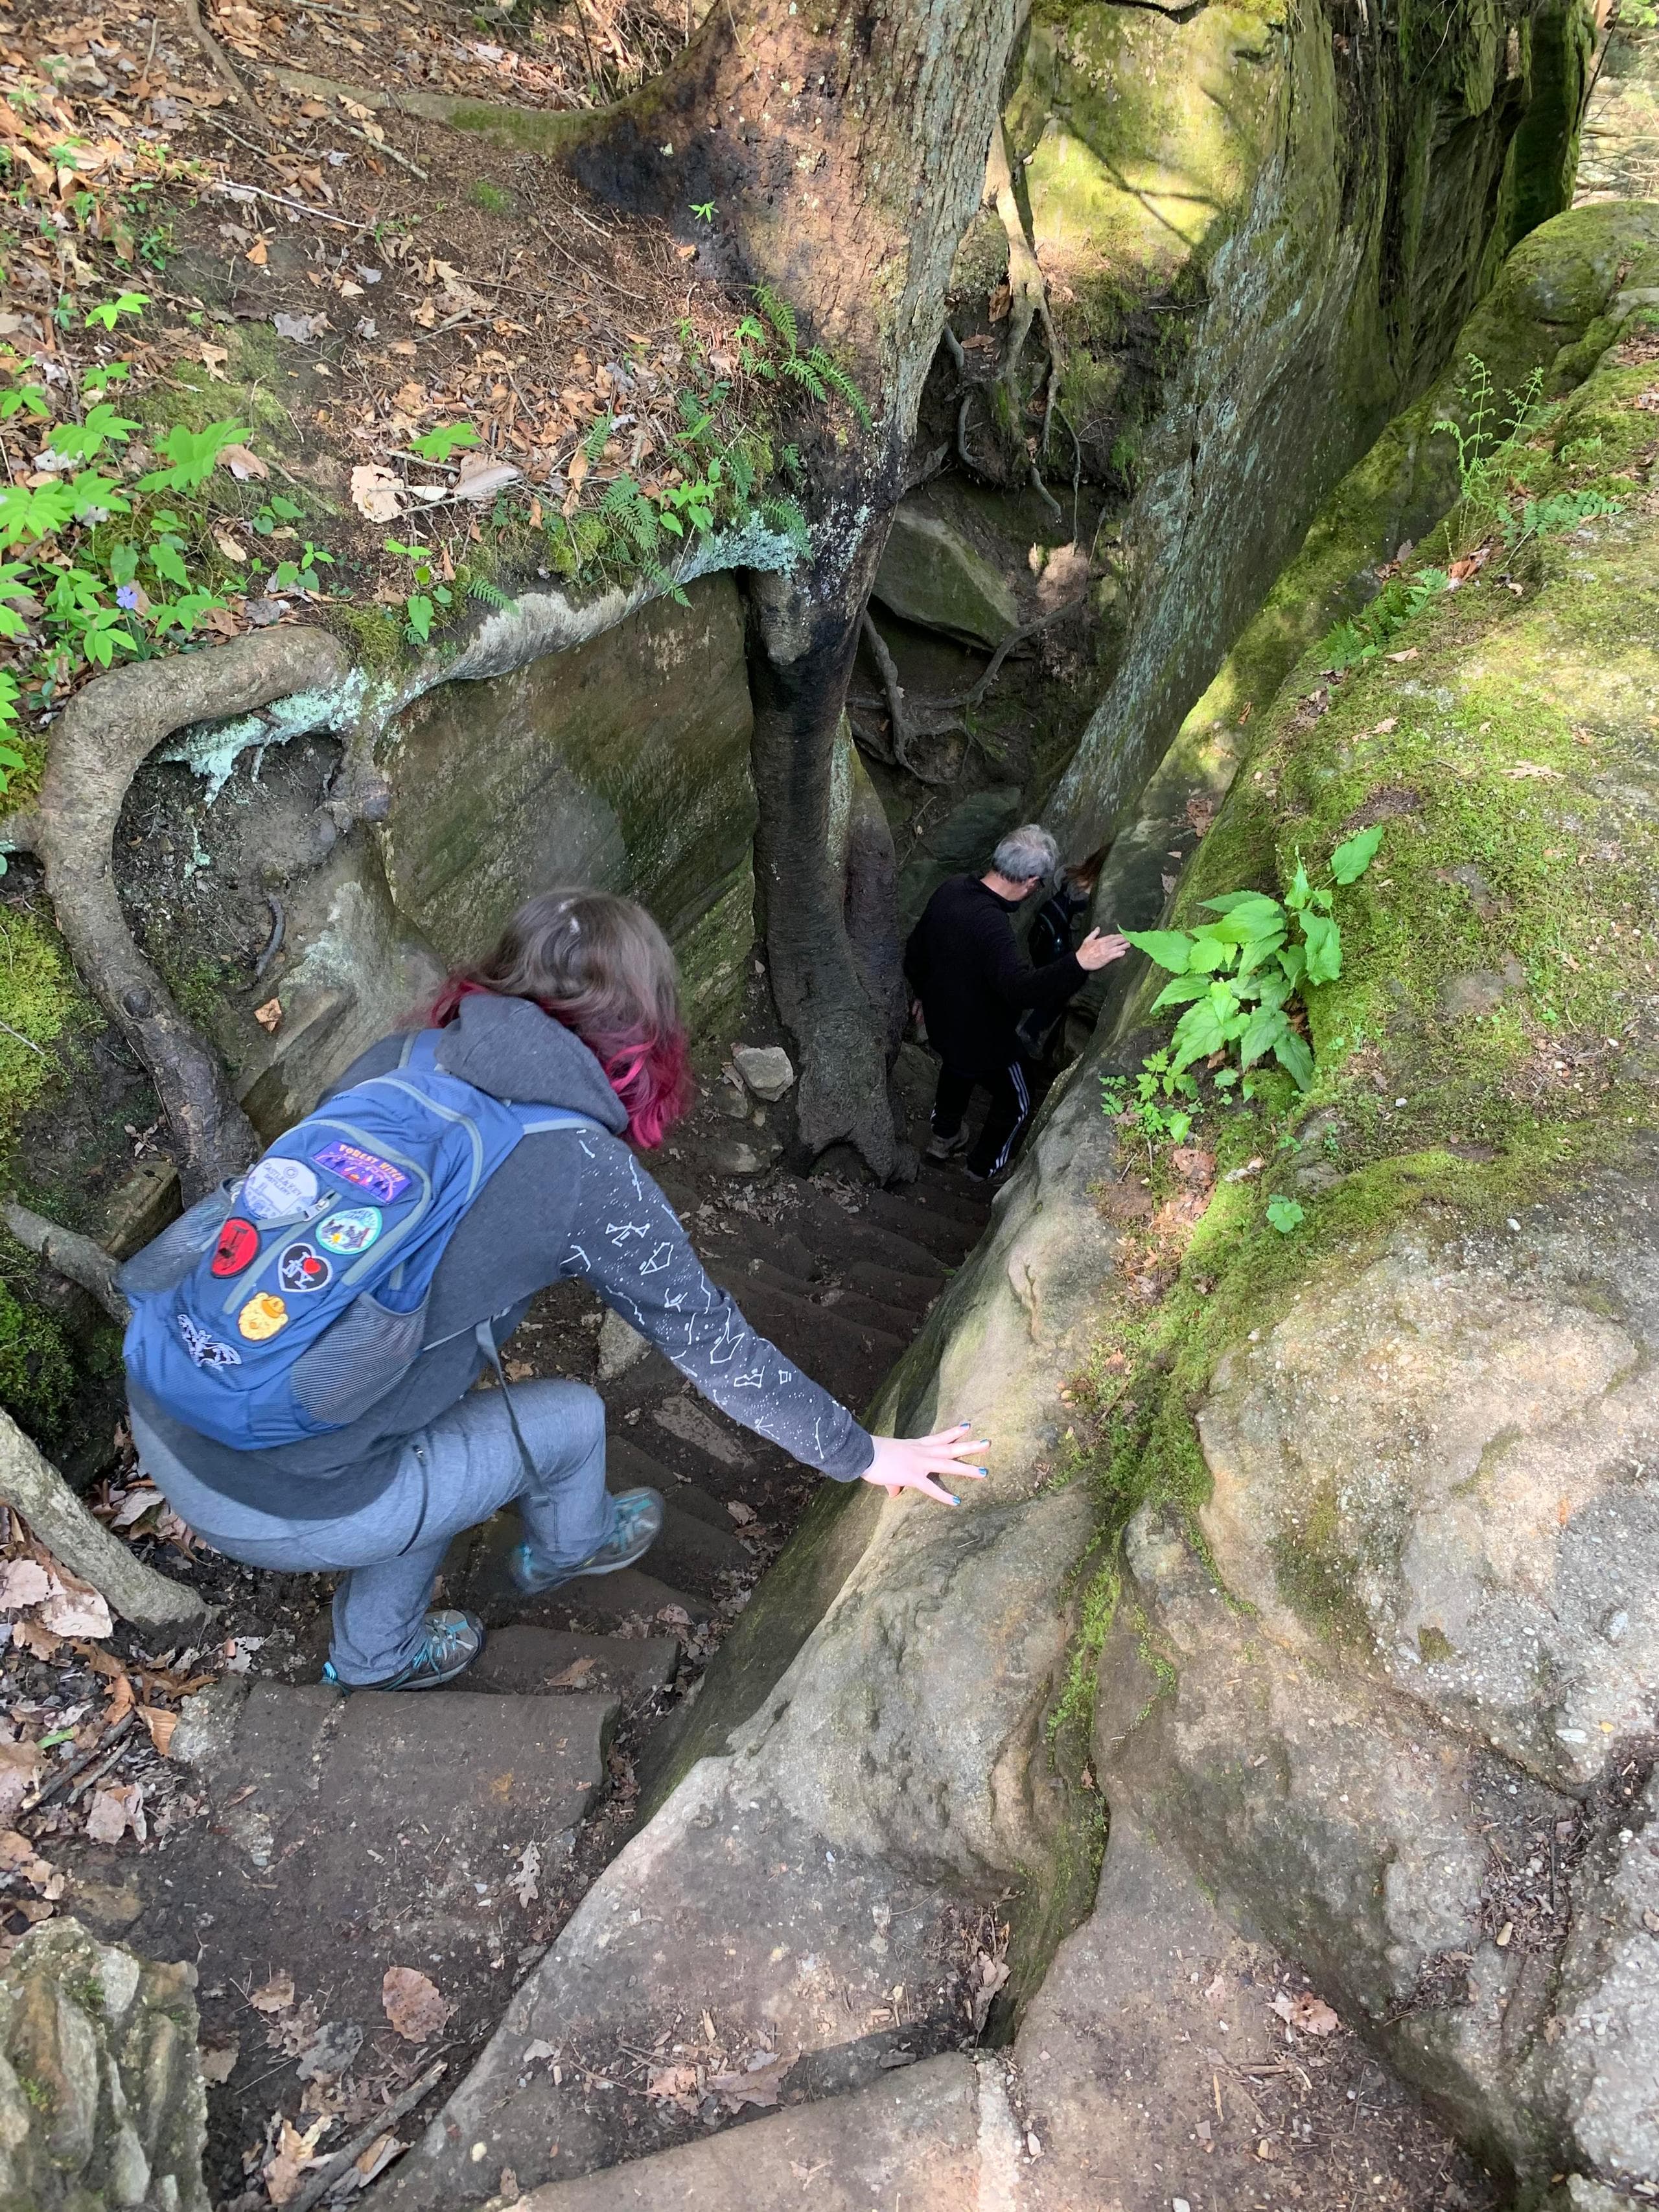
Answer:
[
  {"left": 568, "top": 0, "right": 1026, "bottom": 1167},
  {"left": 0, "top": 1410, "right": 207, "bottom": 1636}
]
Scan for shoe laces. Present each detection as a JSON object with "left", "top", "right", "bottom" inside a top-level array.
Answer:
[{"left": 421, "top": 1615, "right": 472, "bottom": 1667}]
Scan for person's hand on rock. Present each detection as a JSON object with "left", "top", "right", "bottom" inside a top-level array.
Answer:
[
  {"left": 1076, "top": 929, "right": 1130, "bottom": 971},
  {"left": 863, "top": 1422, "right": 989, "bottom": 1506}
]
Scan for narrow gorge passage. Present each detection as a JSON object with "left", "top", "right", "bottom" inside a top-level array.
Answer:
[{"left": 41, "top": 1039, "right": 993, "bottom": 2205}]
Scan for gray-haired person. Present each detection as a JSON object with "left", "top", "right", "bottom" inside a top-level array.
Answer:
[{"left": 903, "top": 825, "right": 1126, "bottom": 1180}]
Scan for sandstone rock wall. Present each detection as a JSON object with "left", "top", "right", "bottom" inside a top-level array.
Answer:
[{"left": 0, "top": 1917, "right": 209, "bottom": 2212}]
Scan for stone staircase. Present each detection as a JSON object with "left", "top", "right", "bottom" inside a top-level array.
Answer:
[{"left": 70, "top": 1152, "right": 992, "bottom": 2206}]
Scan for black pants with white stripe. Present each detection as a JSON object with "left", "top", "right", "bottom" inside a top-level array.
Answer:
[{"left": 933, "top": 1058, "right": 1032, "bottom": 1180}]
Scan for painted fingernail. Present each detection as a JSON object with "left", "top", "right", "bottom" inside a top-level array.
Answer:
[{"left": 977, "top": 1466, "right": 988, "bottom": 1475}]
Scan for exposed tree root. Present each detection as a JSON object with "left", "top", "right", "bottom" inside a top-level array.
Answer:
[
  {"left": 16, "top": 628, "right": 351, "bottom": 1202},
  {"left": 183, "top": 0, "right": 268, "bottom": 128},
  {"left": 0, "top": 1409, "right": 207, "bottom": 1634},
  {"left": 3, "top": 1202, "right": 128, "bottom": 1325},
  {"left": 986, "top": 122, "right": 1060, "bottom": 408}
]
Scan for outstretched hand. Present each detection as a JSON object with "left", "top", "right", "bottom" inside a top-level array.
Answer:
[
  {"left": 862, "top": 1422, "right": 990, "bottom": 1506},
  {"left": 1076, "top": 927, "right": 1130, "bottom": 972}
]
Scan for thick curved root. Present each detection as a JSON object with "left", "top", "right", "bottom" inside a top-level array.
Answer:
[{"left": 25, "top": 629, "right": 351, "bottom": 1202}]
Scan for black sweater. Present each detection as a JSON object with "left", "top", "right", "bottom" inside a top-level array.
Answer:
[
  {"left": 128, "top": 995, "right": 874, "bottom": 1515},
  {"left": 903, "top": 874, "right": 1085, "bottom": 1075}
]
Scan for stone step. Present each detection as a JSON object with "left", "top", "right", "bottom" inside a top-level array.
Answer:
[
  {"left": 607, "top": 1436, "right": 734, "bottom": 1533},
  {"left": 649, "top": 1496, "right": 752, "bottom": 1594},
  {"left": 466, "top": 1624, "right": 678, "bottom": 1704},
  {"left": 791, "top": 1191, "right": 947, "bottom": 1282},
  {"left": 739, "top": 1256, "right": 921, "bottom": 1338},
  {"left": 706, "top": 1270, "right": 906, "bottom": 1403},
  {"left": 904, "top": 1169, "right": 995, "bottom": 1231},
  {"left": 833, "top": 1184, "right": 980, "bottom": 1261},
  {"left": 511, "top": 2053, "right": 1003, "bottom": 2211},
  {"left": 161, "top": 1676, "right": 618, "bottom": 2040},
  {"left": 456, "top": 1511, "right": 714, "bottom": 1632},
  {"left": 843, "top": 1256, "right": 946, "bottom": 1311}
]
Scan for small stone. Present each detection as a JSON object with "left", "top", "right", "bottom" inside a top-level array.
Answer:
[
  {"left": 1603, "top": 1609, "right": 1629, "bottom": 1643},
  {"left": 707, "top": 1137, "right": 776, "bottom": 1177},
  {"left": 597, "top": 1307, "right": 649, "bottom": 1381},
  {"left": 732, "top": 1044, "right": 795, "bottom": 1102}
]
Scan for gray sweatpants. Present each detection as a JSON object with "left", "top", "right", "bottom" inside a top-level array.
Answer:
[{"left": 132, "top": 1379, "right": 616, "bottom": 1684}]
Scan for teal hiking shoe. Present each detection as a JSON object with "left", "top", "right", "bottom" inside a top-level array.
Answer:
[
  {"left": 323, "top": 1607, "right": 485, "bottom": 1691},
  {"left": 509, "top": 1486, "right": 664, "bottom": 1597}
]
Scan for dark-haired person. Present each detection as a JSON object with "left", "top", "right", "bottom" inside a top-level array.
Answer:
[
  {"left": 905, "top": 825, "right": 1126, "bottom": 1182},
  {"left": 126, "top": 891, "right": 988, "bottom": 1691},
  {"left": 1014, "top": 844, "right": 1109, "bottom": 1064}
]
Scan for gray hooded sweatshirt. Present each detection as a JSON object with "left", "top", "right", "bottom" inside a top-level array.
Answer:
[{"left": 126, "top": 994, "right": 874, "bottom": 1517}]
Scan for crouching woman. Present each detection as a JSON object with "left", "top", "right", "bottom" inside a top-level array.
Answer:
[{"left": 124, "top": 891, "right": 986, "bottom": 1690}]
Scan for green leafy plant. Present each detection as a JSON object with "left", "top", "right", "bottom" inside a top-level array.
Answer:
[
  {"left": 409, "top": 421, "right": 480, "bottom": 464},
  {"left": 249, "top": 493, "right": 303, "bottom": 537},
  {"left": 83, "top": 289, "right": 148, "bottom": 332},
  {"left": 753, "top": 283, "right": 872, "bottom": 429},
  {"left": 1266, "top": 1194, "right": 1305, "bottom": 1235},
  {"left": 136, "top": 419, "right": 249, "bottom": 493},
  {"left": 1503, "top": 485, "right": 1624, "bottom": 561},
  {"left": 1100, "top": 1053, "right": 1194, "bottom": 1148},
  {"left": 691, "top": 199, "right": 715, "bottom": 224},
  {"left": 0, "top": 382, "right": 48, "bottom": 421},
  {"left": 1434, "top": 356, "right": 1551, "bottom": 555},
  {"left": 384, "top": 538, "right": 452, "bottom": 640},
  {"left": 1124, "top": 826, "right": 1386, "bottom": 1097},
  {"left": 44, "top": 402, "right": 140, "bottom": 465},
  {"left": 1319, "top": 566, "right": 1448, "bottom": 674},
  {"left": 270, "top": 541, "right": 333, "bottom": 590}
]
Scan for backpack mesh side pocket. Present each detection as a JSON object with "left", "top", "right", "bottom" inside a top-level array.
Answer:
[
  {"left": 116, "top": 1187, "right": 233, "bottom": 1298},
  {"left": 290, "top": 1292, "right": 428, "bottom": 1427}
]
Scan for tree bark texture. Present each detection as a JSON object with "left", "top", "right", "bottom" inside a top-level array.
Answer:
[
  {"left": 0, "top": 1409, "right": 205, "bottom": 1634},
  {"left": 569, "top": 1, "right": 1025, "bottom": 1165},
  {"left": 27, "top": 627, "right": 350, "bottom": 1202}
]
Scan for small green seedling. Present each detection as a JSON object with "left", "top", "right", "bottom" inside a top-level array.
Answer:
[
  {"left": 84, "top": 290, "right": 148, "bottom": 331},
  {"left": 1266, "top": 1194, "right": 1305, "bottom": 1235},
  {"left": 408, "top": 422, "right": 479, "bottom": 464}
]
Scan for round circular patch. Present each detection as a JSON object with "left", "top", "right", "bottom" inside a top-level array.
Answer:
[
  {"left": 316, "top": 1205, "right": 382, "bottom": 1256},
  {"left": 241, "top": 1156, "right": 320, "bottom": 1222},
  {"left": 238, "top": 1291, "right": 289, "bottom": 1342},
  {"left": 277, "top": 1241, "right": 332, "bottom": 1296},
  {"left": 211, "top": 1217, "right": 260, "bottom": 1277}
]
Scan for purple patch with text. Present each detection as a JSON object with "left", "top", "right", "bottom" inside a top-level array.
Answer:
[{"left": 310, "top": 1141, "right": 411, "bottom": 1205}]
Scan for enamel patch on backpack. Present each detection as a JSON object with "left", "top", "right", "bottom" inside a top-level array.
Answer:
[
  {"left": 277, "top": 1242, "right": 332, "bottom": 1296},
  {"left": 211, "top": 1217, "right": 260, "bottom": 1277},
  {"left": 238, "top": 1292, "right": 289, "bottom": 1342},
  {"left": 316, "top": 1206, "right": 382, "bottom": 1255},
  {"left": 310, "top": 1140, "right": 411, "bottom": 1205}
]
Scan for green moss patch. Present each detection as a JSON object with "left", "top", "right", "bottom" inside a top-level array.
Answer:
[{"left": 0, "top": 905, "right": 91, "bottom": 1126}]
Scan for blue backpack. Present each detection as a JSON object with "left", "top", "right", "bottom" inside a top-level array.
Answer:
[{"left": 121, "top": 1029, "right": 600, "bottom": 1450}]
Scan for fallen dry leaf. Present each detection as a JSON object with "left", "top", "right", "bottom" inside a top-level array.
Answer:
[
  {"left": 1384, "top": 646, "right": 1420, "bottom": 662},
  {"left": 509, "top": 1840, "right": 540, "bottom": 1907},
  {"left": 354, "top": 2132, "right": 403, "bottom": 2183},
  {"left": 0, "top": 1740, "right": 40, "bottom": 1824},
  {"left": 216, "top": 443, "right": 268, "bottom": 482},
  {"left": 86, "top": 1782, "right": 145, "bottom": 1846},
  {"left": 350, "top": 462, "right": 406, "bottom": 522},
  {"left": 0, "top": 1558, "right": 52, "bottom": 1608},
  {"left": 707, "top": 2052, "right": 791, "bottom": 2111},
  {"left": 245, "top": 237, "right": 268, "bottom": 266},
  {"left": 1505, "top": 760, "right": 1564, "bottom": 780},
  {"left": 382, "top": 1964, "right": 450, "bottom": 2042},
  {"left": 41, "top": 1583, "right": 111, "bottom": 1638},
  {"left": 212, "top": 529, "right": 248, "bottom": 565},
  {"left": 254, "top": 996, "right": 283, "bottom": 1034},
  {"left": 249, "top": 1968, "right": 296, "bottom": 2014},
  {"left": 200, "top": 2042, "right": 238, "bottom": 2084},
  {"left": 1271, "top": 1986, "right": 1340, "bottom": 2036},
  {"left": 139, "top": 1705, "right": 178, "bottom": 1758},
  {"left": 726, "top": 1500, "right": 757, "bottom": 1526},
  {"left": 645, "top": 2063, "right": 698, "bottom": 2104},
  {"left": 452, "top": 456, "right": 521, "bottom": 504},
  {"left": 12, "top": 1618, "right": 62, "bottom": 1661},
  {"left": 545, "top": 1657, "right": 594, "bottom": 1688},
  {"left": 264, "top": 2114, "right": 330, "bottom": 2206}
]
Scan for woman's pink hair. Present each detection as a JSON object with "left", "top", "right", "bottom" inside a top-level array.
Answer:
[{"left": 429, "top": 890, "right": 693, "bottom": 1148}]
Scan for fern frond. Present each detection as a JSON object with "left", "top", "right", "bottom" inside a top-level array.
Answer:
[
  {"left": 805, "top": 347, "right": 872, "bottom": 431},
  {"left": 466, "top": 577, "right": 511, "bottom": 609},
  {"left": 781, "top": 354, "right": 828, "bottom": 402},
  {"left": 754, "top": 283, "right": 797, "bottom": 353},
  {"left": 582, "top": 413, "right": 616, "bottom": 464},
  {"left": 760, "top": 496, "right": 811, "bottom": 558}
]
